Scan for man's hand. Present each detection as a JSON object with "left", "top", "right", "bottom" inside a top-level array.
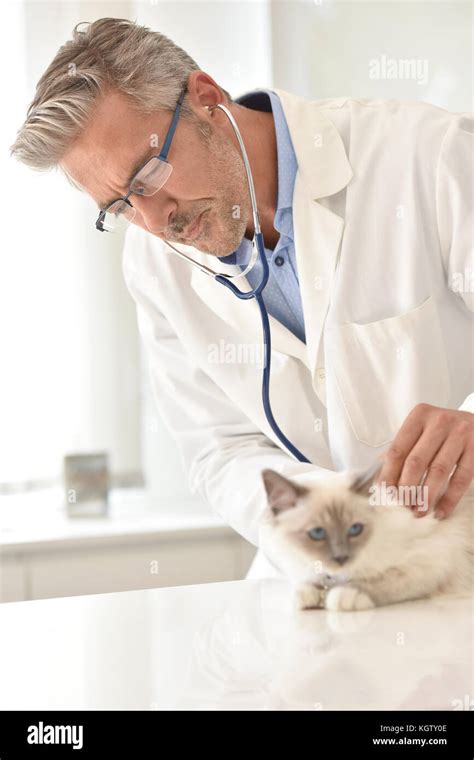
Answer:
[{"left": 376, "top": 403, "right": 474, "bottom": 519}]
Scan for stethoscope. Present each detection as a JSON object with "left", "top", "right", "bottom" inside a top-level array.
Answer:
[{"left": 161, "top": 103, "right": 311, "bottom": 464}]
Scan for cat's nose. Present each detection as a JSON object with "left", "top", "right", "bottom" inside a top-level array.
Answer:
[{"left": 334, "top": 555, "right": 349, "bottom": 565}]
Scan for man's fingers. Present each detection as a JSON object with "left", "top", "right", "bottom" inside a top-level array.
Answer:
[
  {"left": 397, "top": 424, "right": 448, "bottom": 494},
  {"left": 377, "top": 406, "right": 424, "bottom": 486},
  {"left": 434, "top": 450, "right": 473, "bottom": 519},
  {"left": 376, "top": 405, "right": 473, "bottom": 518},
  {"left": 421, "top": 436, "right": 464, "bottom": 512}
]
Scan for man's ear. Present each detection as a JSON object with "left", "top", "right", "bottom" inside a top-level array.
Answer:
[
  {"left": 261, "top": 469, "right": 308, "bottom": 515},
  {"left": 349, "top": 460, "right": 382, "bottom": 497}
]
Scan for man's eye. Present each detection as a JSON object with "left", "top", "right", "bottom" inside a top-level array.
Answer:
[{"left": 114, "top": 205, "right": 127, "bottom": 217}]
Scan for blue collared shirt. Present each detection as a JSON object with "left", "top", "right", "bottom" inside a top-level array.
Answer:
[{"left": 220, "top": 90, "right": 306, "bottom": 344}]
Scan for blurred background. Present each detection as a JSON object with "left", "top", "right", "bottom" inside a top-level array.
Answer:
[{"left": 1, "top": 0, "right": 471, "bottom": 602}]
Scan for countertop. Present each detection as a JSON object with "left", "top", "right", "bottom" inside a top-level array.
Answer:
[
  {"left": 0, "top": 487, "right": 231, "bottom": 553},
  {"left": 0, "top": 579, "right": 472, "bottom": 710}
]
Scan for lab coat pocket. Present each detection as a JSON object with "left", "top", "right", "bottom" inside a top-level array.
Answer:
[{"left": 327, "top": 296, "right": 451, "bottom": 448}]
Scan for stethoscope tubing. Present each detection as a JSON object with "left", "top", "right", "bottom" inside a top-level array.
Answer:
[{"left": 215, "top": 231, "right": 311, "bottom": 464}]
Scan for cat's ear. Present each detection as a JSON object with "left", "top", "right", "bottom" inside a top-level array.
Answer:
[
  {"left": 261, "top": 469, "right": 308, "bottom": 515},
  {"left": 349, "top": 460, "right": 382, "bottom": 497}
]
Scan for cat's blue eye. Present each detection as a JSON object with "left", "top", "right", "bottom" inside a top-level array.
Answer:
[
  {"left": 308, "top": 527, "right": 326, "bottom": 541},
  {"left": 348, "top": 522, "right": 364, "bottom": 537}
]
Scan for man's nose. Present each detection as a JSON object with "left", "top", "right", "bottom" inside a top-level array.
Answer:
[{"left": 132, "top": 192, "right": 173, "bottom": 234}]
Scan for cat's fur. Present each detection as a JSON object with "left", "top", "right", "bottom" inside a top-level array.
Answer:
[{"left": 259, "top": 467, "right": 473, "bottom": 611}]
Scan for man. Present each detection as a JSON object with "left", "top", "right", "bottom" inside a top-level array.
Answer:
[{"left": 11, "top": 18, "right": 473, "bottom": 578}]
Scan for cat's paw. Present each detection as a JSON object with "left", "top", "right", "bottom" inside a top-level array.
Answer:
[
  {"left": 325, "top": 585, "right": 375, "bottom": 612},
  {"left": 295, "top": 583, "right": 326, "bottom": 610}
]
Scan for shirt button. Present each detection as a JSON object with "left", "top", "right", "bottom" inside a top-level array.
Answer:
[
  {"left": 316, "top": 368, "right": 326, "bottom": 381},
  {"left": 274, "top": 256, "right": 285, "bottom": 267}
]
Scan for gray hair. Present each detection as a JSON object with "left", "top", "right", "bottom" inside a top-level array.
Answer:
[{"left": 10, "top": 17, "right": 232, "bottom": 171}]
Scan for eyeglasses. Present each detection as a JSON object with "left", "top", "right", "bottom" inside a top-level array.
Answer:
[{"left": 95, "top": 85, "right": 187, "bottom": 233}]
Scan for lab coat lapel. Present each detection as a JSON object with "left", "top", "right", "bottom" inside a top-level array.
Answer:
[
  {"left": 292, "top": 181, "right": 347, "bottom": 380},
  {"left": 274, "top": 87, "right": 353, "bottom": 380}
]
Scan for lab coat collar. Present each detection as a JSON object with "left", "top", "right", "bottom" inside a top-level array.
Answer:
[{"left": 271, "top": 87, "right": 353, "bottom": 200}]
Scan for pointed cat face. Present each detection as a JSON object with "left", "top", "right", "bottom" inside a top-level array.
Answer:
[{"left": 261, "top": 469, "right": 376, "bottom": 574}]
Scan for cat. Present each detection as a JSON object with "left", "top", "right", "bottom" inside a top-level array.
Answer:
[{"left": 259, "top": 465, "right": 473, "bottom": 611}]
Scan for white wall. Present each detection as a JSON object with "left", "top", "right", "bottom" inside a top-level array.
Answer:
[
  {"left": 271, "top": 0, "right": 472, "bottom": 111},
  {"left": 1, "top": 1, "right": 142, "bottom": 486}
]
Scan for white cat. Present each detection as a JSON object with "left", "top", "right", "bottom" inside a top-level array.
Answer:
[{"left": 259, "top": 466, "right": 473, "bottom": 611}]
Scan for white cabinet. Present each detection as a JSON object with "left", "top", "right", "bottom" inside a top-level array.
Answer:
[
  {"left": 0, "top": 489, "right": 256, "bottom": 602},
  {"left": 23, "top": 536, "right": 255, "bottom": 601},
  {"left": 0, "top": 557, "right": 26, "bottom": 602}
]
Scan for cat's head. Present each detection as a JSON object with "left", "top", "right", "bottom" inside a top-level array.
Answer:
[{"left": 261, "top": 468, "right": 379, "bottom": 574}]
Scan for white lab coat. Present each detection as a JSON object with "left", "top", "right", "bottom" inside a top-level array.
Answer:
[{"left": 122, "top": 90, "right": 473, "bottom": 580}]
